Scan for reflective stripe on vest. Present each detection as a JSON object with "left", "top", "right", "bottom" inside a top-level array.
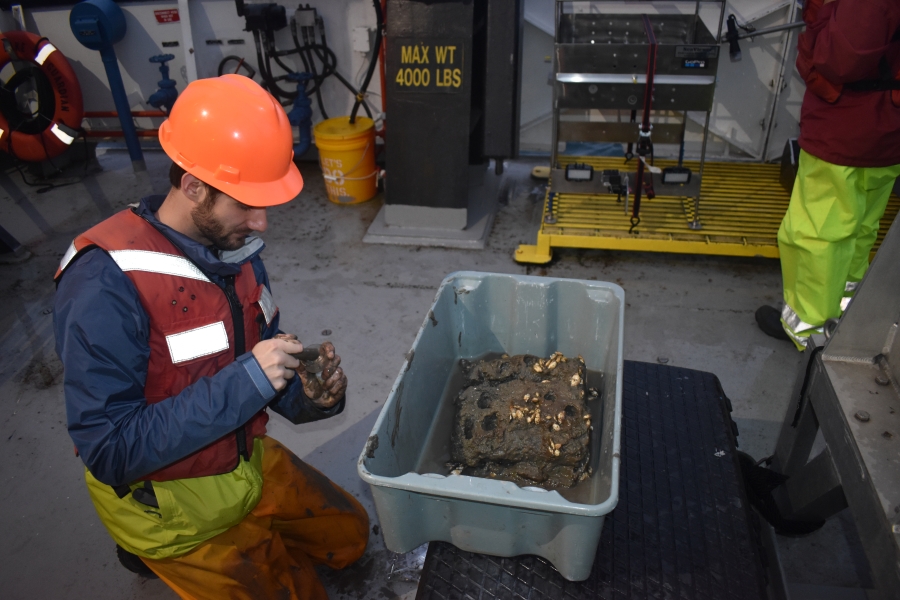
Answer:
[
  {"left": 59, "top": 245, "right": 216, "bottom": 283},
  {"left": 59, "top": 240, "right": 79, "bottom": 273},
  {"left": 259, "top": 285, "right": 277, "bottom": 325},
  {"left": 108, "top": 249, "right": 212, "bottom": 282}
]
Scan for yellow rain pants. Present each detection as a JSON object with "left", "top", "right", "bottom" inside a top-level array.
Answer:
[
  {"left": 142, "top": 436, "right": 369, "bottom": 600},
  {"left": 778, "top": 149, "right": 900, "bottom": 349}
]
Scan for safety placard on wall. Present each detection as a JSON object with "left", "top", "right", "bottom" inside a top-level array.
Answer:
[
  {"left": 388, "top": 39, "right": 465, "bottom": 93},
  {"left": 154, "top": 9, "right": 180, "bottom": 24}
]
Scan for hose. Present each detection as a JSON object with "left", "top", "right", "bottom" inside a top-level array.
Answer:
[
  {"left": 289, "top": 21, "right": 372, "bottom": 120},
  {"left": 217, "top": 55, "right": 256, "bottom": 78},
  {"left": 309, "top": 43, "right": 372, "bottom": 117},
  {"left": 297, "top": 25, "right": 328, "bottom": 119},
  {"left": 312, "top": 19, "right": 367, "bottom": 108},
  {"left": 349, "top": 0, "right": 383, "bottom": 124},
  {"left": 291, "top": 22, "right": 326, "bottom": 93},
  {"left": 252, "top": 30, "right": 290, "bottom": 100}
]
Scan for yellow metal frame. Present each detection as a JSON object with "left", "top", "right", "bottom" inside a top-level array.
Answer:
[{"left": 515, "top": 156, "right": 900, "bottom": 264}]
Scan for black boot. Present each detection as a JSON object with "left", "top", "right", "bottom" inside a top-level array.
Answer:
[
  {"left": 755, "top": 305, "right": 790, "bottom": 341},
  {"left": 116, "top": 545, "right": 158, "bottom": 579}
]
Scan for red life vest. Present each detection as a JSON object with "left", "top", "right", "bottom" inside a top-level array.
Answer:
[{"left": 55, "top": 208, "right": 277, "bottom": 481}]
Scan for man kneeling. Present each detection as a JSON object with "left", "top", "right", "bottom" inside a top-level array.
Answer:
[{"left": 53, "top": 75, "right": 368, "bottom": 599}]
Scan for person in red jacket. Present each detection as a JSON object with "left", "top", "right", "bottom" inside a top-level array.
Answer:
[
  {"left": 756, "top": 0, "right": 900, "bottom": 348},
  {"left": 54, "top": 75, "right": 368, "bottom": 599}
]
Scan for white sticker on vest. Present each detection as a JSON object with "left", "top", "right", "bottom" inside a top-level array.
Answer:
[
  {"left": 259, "top": 286, "right": 277, "bottom": 325},
  {"left": 108, "top": 250, "right": 211, "bottom": 282},
  {"left": 166, "top": 322, "right": 230, "bottom": 364}
]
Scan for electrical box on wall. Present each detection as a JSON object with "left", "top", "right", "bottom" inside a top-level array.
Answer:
[{"left": 352, "top": 26, "right": 373, "bottom": 53}]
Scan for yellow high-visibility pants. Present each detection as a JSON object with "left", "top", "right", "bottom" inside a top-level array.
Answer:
[
  {"left": 142, "top": 436, "right": 369, "bottom": 599},
  {"left": 778, "top": 150, "right": 900, "bottom": 349}
]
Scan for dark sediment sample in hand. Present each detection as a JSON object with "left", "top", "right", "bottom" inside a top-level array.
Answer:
[{"left": 450, "top": 352, "right": 593, "bottom": 489}]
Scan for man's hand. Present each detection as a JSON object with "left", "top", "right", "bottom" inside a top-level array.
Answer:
[
  {"left": 299, "top": 341, "right": 347, "bottom": 409},
  {"left": 273, "top": 334, "right": 347, "bottom": 409},
  {"left": 251, "top": 338, "right": 301, "bottom": 391}
]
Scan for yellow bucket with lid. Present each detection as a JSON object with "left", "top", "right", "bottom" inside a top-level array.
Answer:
[{"left": 313, "top": 116, "right": 377, "bottom": 205}]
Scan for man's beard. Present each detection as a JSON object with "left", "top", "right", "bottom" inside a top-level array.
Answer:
[{"left": 191, "top": 196, "right": 247, "bottom": 251}]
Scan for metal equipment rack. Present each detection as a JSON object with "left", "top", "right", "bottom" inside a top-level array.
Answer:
[
  {"left": 549, "top": 0, "right": 725, "bottom": 211},
  {"left": 515, "top": 0, "right": 742, "bottom": 263}
]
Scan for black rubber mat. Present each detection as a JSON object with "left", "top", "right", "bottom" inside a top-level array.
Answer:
[{"left": 415, "top": 361, "right": 769, "bottom": 600}]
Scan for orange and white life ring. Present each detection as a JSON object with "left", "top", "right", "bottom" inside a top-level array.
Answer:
[{"left": 0, "top": 30, "right": 84, "bottom": 162}]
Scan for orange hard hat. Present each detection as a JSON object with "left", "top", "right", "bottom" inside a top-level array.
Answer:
[{"left": 159, "top": 74, "right": 303, "bottom": 207}]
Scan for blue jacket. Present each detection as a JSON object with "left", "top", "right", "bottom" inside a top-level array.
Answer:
[{"left": 54, "top": 195, "right": 341, "bottom": 486}]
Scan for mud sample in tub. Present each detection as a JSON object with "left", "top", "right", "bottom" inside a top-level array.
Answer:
[{"left": 449, "top": 352, "right": 593, "bottom": 489}]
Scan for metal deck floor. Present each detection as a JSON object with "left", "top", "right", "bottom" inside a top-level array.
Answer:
[{"left": 516, "top": 157, "right": 900, "bottom": 263}]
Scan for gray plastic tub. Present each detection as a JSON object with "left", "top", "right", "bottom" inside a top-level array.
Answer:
[{"left": 357, "top": 271, "right": 624, "bottom": 581}]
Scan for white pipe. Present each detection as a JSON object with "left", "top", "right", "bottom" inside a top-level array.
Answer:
[{"left": 178, "top": 0, "right": 198, "bottom": 82}]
